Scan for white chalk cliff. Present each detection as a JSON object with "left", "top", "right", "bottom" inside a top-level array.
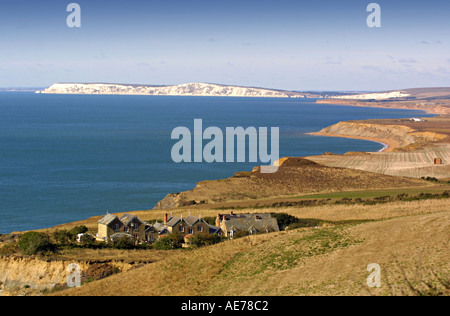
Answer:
[
  {"left": 331, "top": 91, "right": 410, "bottom": 100},
  {"left": 37, "top": 82, "right": 311, "bottom": 98}
]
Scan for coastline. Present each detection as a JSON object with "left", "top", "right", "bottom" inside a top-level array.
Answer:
[
  {"left": 307, "top": 131, "right": 399, "bottom": 153},
  {"left": 375, "top": 141, "right": 389, "bottom": 152},
  {"left": 4, "top": 97, "right": 449, "bottom": 234}
]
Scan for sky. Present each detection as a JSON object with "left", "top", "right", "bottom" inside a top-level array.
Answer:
[{"left": 0, "top": 0, "right": 449, "bottom": 91}]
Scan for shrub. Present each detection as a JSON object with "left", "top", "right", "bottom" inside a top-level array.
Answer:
[
  {"left": 80, "top": 234, "right": 96, "bottom": 246},
  {"left": 112, "top": 236, "right": 136, "bottom": 250},
  {"left": 18, "top": 231, "right": 56, "bottom": 255},
  {"left": 154, "top": 233, "right": 184, "bottom": 250},
  {"left": 69, "top": 226, "right": 88, "bottom": 241},
  {"left": 0, "top": 243, "right": 19, "bottom": 256},
  {"left": 271, "top": 213, "right": 300, "bottom": 230},
  {"left": 421, "top": 176, "right": 439, "bottom": 182},
  {"left": 189, "top": 233, "right": 224, "bottom": 248},
  {"left": 52, "top": 229, "right": 72, "bottom": 245},
  {"left": 231, "top": 230, "right": 250, "bottom": 239}
]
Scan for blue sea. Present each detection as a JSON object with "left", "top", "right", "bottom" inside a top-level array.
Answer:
[{"left": 0, "top": 92, "right": 430, "bottom": 233}]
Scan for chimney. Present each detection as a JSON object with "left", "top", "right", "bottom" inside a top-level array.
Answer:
[
  {"left": 216, "top": 214, "right": 221, "bottom": 227},
  {"left": 164, "top": 213, "right": 168, "bottom": 224}
]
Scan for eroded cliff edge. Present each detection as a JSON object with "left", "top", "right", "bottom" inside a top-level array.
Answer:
[
  {"left": 310, "top": 120, "right": 448, "bottom": 152},
  {"left": 0, "top": 256, "right": 133, "bottom": 296}
]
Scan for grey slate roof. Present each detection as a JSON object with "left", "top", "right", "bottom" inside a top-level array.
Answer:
[
  {"left": 222, "top": 213, "right": 279, "bottom": 233},
  {"left": 120, "top": 213, "right": 142, "bottom": 226},
  {"left": 184, "top": 215, "right": 201, "bottom": 226},
  {"left": 208, "top": 225, "right": 222, "bottom": 234},
  {"left": 98, "top": 213, "right": 119, "bottom": 226},
  {"left": 152, "top": 221, "right": 166, "bottom": 231},
  {"left": 165, "top": 216, "right": 181, "bottom": 227}
]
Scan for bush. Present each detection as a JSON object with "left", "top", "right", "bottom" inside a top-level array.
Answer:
[
  {"left": 69, "top": 226, "right": 88, "bottom": 241},
  {"left": 52, "top": 229, "right": 72, "bottom": 245},
  {"left": 112, "top": 236, "right": 136, "bottom": 250},
  {"left": 18, "top": 231, "right": 56, "bottom": 255},
  {"left": 421, "top": 176, "right": 439, "bottom": 182},
  {"left": 154, "top": 233, "right": 184, "bottom": 250},
  {"left": 231, "top": 230, "right": 250, "bottom": 239},
  {"left": 271, "top": 213, "right": 300, "bottom": 230},
  {"left": 80, "top": 234, "right": 96, "bottom": 246},
  {"left": 189, "top": 233, "right": 224, "bottom": 248},
  {"left": 0, "top": 243, "right": 19, "bottom": 256}
]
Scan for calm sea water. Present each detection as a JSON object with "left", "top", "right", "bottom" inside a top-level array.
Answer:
[{"left": 0, "top": 92, "right": 429, "bottom": 233}]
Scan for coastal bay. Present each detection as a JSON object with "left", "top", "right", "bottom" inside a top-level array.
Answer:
[{"left": 0, "top": 92, "right": 431, "bottom": 233}]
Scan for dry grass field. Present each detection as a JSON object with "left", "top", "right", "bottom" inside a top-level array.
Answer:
[{"left": 53, "top": 198, "right": 449, "bottom": 296}]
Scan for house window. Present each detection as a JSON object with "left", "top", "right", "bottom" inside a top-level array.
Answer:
[
  {"left": 189, "top": 228, "right": 194, "bottom": 234},
  {"left": 179, "top": 225, "right": 185, "bottom": 232},
  {"left": 198, "top": 225, "right": 204, "bottom": 232},
  {"left": 115, "top": 223, "right": 119, "bottom": 231},
  {"left": 134, "top": 223, "right": 139, "bottom": 230}
]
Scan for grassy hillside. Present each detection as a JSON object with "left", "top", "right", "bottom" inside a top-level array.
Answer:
[
  {"left": 53, "top": 198, "right": 449, "bottom": 296},
  {"left": 154, "top": 158, "right": 429, "bottom": 209}
]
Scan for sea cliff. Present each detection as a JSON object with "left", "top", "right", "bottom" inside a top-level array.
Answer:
[
  {"left": 310, "top": 121, "right": 448, "bottom": 152},
  {"left": 0, "top": 255, "right": 133, "bottom": 296},
  {"left": 37, "top": 82, "right": 315, "bottom": 98}
]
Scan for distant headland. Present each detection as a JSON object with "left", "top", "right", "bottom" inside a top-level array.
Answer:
[{"left": 35, "top": 82, "right": 360, "bottom": 99}]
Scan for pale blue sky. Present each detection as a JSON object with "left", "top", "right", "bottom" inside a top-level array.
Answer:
[{"left": 0, "top": 0, "right": 449, "bottom": 90}]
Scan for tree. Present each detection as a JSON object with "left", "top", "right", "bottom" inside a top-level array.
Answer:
[{"left": 18, "top": 231, "right": 56, "bottom": 255}]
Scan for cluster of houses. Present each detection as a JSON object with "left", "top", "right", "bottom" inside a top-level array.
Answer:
[{"left": 96, "top": 212, "right": 280, "bottom": 245}]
